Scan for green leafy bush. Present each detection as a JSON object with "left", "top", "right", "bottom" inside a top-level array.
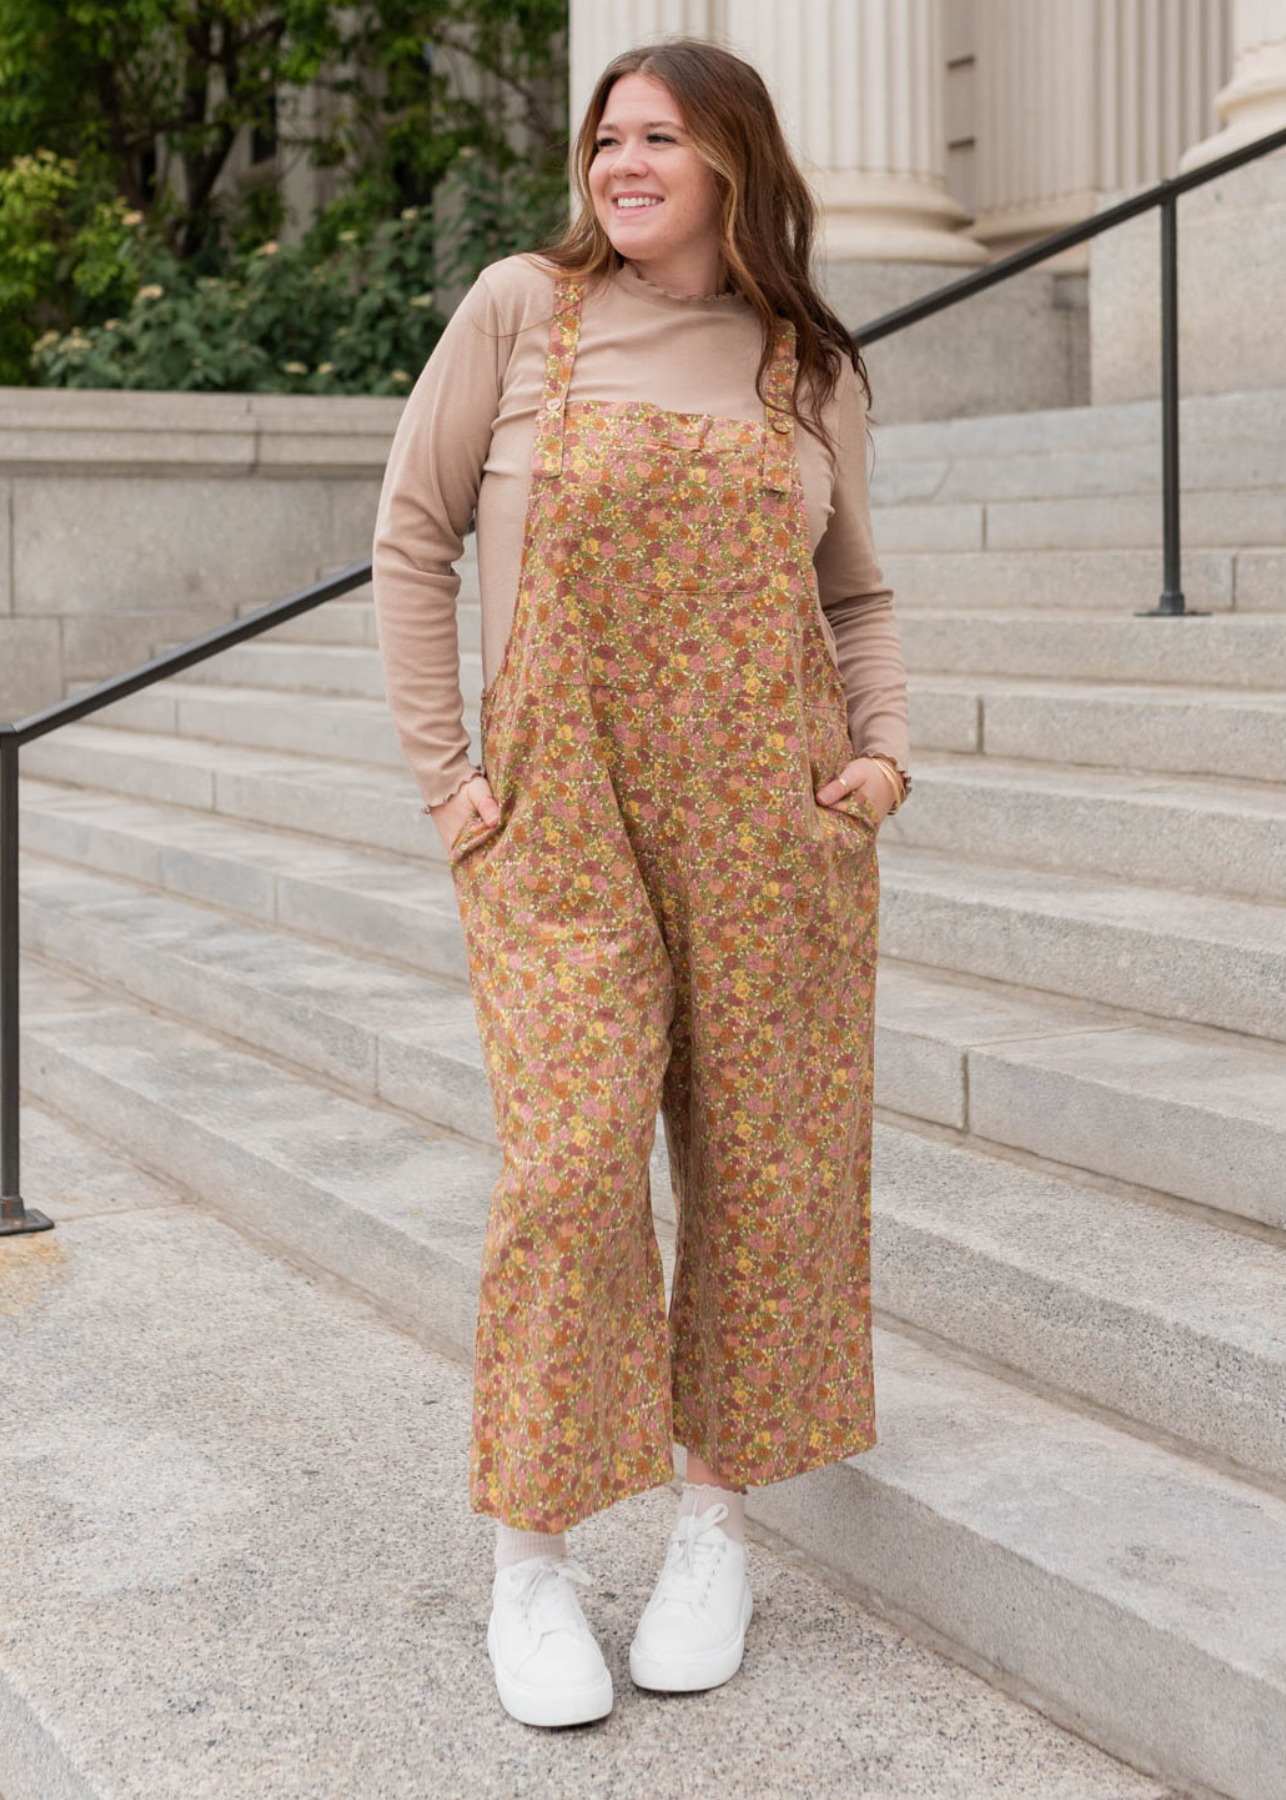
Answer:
[
  {"left": 3, "top": 0, "right": 571, "bottom": 392},
  {"left": 31, "top": 204, "right": 448, "bottom": 394},
  {"left": 0, "top": 149, "right": 149, "bottom": 383}
]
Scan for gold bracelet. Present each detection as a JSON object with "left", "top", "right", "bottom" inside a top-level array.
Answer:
[{"left": 863, "top": 753, "right": 909, "bottom": 813}]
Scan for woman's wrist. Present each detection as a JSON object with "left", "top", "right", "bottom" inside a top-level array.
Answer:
[{"left": 862, "top": 752, "right": 909, "bottom": 813}]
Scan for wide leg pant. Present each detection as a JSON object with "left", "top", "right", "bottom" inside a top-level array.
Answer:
[{"left": 455, "top": 686, "right": 881, "bottom": 1534}]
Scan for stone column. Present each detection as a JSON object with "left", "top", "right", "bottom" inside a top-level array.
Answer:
[
  {"left": 722, "top": 0, "right": 986, "bottom": 264},
  {"left": 1092, "top": 0, "right": 1286, "bottom": 400},
  {"left": 973, "top": 0, "right": 1230, "bottom": 273},
  {"left": 1180, "top": 0, "right": 1286, "bottom": 168},
  {"left": 570, "top": 0, "right": 718, "bottom": 138}
]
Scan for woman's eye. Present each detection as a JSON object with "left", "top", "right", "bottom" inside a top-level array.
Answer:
[{"left": 594, "top": 133, "right": 675, "bottom": 149}]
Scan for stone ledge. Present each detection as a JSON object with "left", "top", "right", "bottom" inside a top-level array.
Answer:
[{"left": 0, "top": 387, "right": 407, "bottom": 478}]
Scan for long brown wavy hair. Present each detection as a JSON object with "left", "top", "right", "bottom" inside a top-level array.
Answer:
[{"left": 524, "top": 34, "right": 873, "bottom": 467}]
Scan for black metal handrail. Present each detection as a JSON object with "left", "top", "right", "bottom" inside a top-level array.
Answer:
[{"left": 5, "top": 120, "right": 1286, "bottom": 1233}]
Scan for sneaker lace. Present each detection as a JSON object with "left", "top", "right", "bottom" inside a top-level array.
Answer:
[
  {"left": 510, "top": 1553, "right": 596, "bottom": 1637},
  {"left": 660, "top": 1501, "right": 730, "bottom": 1600}
]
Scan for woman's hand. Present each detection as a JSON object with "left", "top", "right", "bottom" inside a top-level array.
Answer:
[
  {"left": 815, "top": 756, "right": 898, "bottom": 825},
  {"left": 429, "top": 773, "right": 501, "bottom": 854}
]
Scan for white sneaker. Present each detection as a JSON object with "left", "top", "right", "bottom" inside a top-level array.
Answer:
[
  {"left": 487, "top": 1552, "right": 613, "bottom": 1727},
  {"left": 629, "top": 1501, "right": 753, "bottom": 1692}
]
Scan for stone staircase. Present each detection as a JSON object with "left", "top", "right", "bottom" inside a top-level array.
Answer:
[
  {"left": 1, "top": 1099, "right": 1180, "bottom": 1800},
  {"left": 12, "top": 384, "right": 1286, "bottom": 1800}
]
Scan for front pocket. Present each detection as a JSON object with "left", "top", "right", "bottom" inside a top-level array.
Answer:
[
  {"left": 817, "top": 789, "right": 880, "bottom": 841},
  {"left": 447, "top": 810, "right": 503, "bottom": 867}
]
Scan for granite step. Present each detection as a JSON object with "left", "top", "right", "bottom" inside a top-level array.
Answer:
[
  {"left": 61, "top": 664, "right": 1286, "bottom": 790},
  {"left": 14, "top": 962, "right": 1285, "bottom": 1800},
  {"left": 163, "top": 612, "right": 1286, "bottom": 730},
  {"left": 879, "top": 844, "right": 1286, "bottom": 1045},
  {"left": 873, "top": 960, "right": 1286, "bottom": 1235},
  {"left": 3, "top": 1097, "right": 1180, "bottom": 1800},
  {"left": 71, "top": 678, "right": 480, "bottom": 774},
  {"left": 881, "top": 752, "right": 1286, "bottom": 902},
  {"left": 868, "top": 429, "right": 1286, "bottom": 506},
  {"left": 871, "top": 488, "right": 1286, "bottom": 556},
  {"left": 871, "top": 382, "right": 1286, "bottom": 461},
  {"left": 149, "top": 640, "right": 487, "bottom": 704},
  {"left": 909, "top": 672, "right": 1286, "bottom": 778},
  {"left": 16, "top": 854, "right": 1286, "bottom": 1475},
  {"left": 233, "top": 589, "right": 487, "bottom": 654},
  {"left": 231, "top": 584, "right": 482, "bottom": 651},
  {"left": 879, "top": 544, "right": 1249, "bottom": 609},
  {"left": 17, "top": 795, "right": 1282, "bottom": 1231},
  {"left": 21, "top": 768, "right": 1286, "bottom": 1044},
  {"left": 19, "top": 726, "right": 443, "bottom": 860},
  {"left": 24, "top": 732, "right": 1286, "bottom": 902},
  {"left": 897, "top": 608, "right": 1286, "bottom": 686}
]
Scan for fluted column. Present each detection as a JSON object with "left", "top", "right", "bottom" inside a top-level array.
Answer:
[
  {"left": 569, "top": 0, "right": 718, "bottom": 140},
  {"left": 1180, "top": 0, "right": 1286, "bottom": 168},
  {"left": 721, "top": 0, "right": 987, "bottom": 264},
  {"left": 973, "top": 0, "right": 1230, "bottom": 272}
]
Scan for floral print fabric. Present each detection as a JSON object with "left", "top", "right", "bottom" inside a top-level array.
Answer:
[{"left": 451, "top": 273, "right": 880, "bottom": 1531}]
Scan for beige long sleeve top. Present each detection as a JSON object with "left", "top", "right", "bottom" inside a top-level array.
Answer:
[{"left": 372, "top": 250, "right": 910, "bottom": 811}]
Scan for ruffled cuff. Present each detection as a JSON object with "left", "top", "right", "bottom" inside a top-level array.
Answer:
[{"left": 419, "top": 763, "right": 484, "bottom": 815}]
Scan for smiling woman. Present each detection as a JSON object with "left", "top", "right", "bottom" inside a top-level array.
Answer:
[
  {"left": 370, "top": 31, "right": 910, "bottom": 1734},
  {"left": 589, "top": 85, "right": 735, "bottom": 298}
]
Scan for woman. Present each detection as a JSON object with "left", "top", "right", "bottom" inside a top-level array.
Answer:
[{"left": 372, "top": 35, "right": 910, "bottom": 1730}]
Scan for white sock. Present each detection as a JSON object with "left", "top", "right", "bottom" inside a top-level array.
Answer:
[
  {"left": 494, "top": 1522, "right": 568, "bottom": 1572},
  {"left": 678, "top": 1479, "right": 747, "bottom": 1545}
]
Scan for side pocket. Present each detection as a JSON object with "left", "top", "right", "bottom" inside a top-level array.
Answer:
[
  {"left": 447, "top": 806, "right": 505, "bottom": 869},
  {"left": 817, "top": 788, "right": 880, "bottom": 842}
]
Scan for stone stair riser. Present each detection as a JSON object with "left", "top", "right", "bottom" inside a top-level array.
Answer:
[
  {"left": 884, "top": 784, "right": 1286, "bottom": 902},
  {"left": 899, "top": 614, "right": 1286, "bottom": 687},
  {"left": 168, "top": 642, "right": 486, "bottom": 705},
  {"left": 876, "top": 1019, "right": 1286, "bottom": 1234},
  {"left": 874, "top": 1212, "right": 1285, "bottom": 1486},
  {"left": 29, "top": 758, "right": 1286, "bottom": 919},
  {"left": 909, "top": 687, "right": 1286, "bottom": 779},
  {"left": 25, "top": 793, "right": 1273, "bottom": 1057},
  {"left": 20, "top": 736, "right": 438, "bottom": 861},
  {"left": 86, "top": 687, "right": 423, "bottom": 768},
  {"left": 76, "top": 669, "right": 1286, "bottom": 791},
  {"left": 880, "top": 547, "right": 1237, "bottom": 609},
  {"left": 871, "top": 438, "right": 1286, "bottom": 507},
  {"left": 873, "top": 491, "right": 1286, "bottom": 556},
  {"left": 875, "top": 388, "right": 1286, "bottom": 461},
  {"left": 881, "top": 888, "right": 1286, "bottom": 1045},
  {"left": 961, "top": 1041, "right": 1286, "bottom": 1232}
]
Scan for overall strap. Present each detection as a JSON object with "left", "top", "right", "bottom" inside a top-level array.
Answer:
[
  {"left": 762, "top": 317, "right": 798, "bottom": 493},
  {"left": 531, "top": 276, "right": 584, "bottom": 480}
]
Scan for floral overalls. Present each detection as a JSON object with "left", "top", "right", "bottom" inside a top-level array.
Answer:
[{"left": 449, "top": 272, "right": 880, "bottom": 1532}]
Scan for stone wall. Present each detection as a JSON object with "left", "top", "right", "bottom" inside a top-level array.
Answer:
[{"left": 0, "top": 389, "right": 405, "bottom": 722}]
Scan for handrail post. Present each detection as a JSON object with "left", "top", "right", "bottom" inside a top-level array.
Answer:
[
  {"left": 0, "top": 728, "right": 54, "bottom": 1234},
  {"left": 1138, "top": 188, "right": 1207, "bottom": 618}
]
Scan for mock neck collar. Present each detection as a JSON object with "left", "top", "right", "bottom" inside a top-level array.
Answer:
[{"left": 613, "top": 257, "right": 747, "bottom": 311}]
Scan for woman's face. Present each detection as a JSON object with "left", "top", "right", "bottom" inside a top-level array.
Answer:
[{"left": 588, "top": 73, "right": 723, "bottom": 281}]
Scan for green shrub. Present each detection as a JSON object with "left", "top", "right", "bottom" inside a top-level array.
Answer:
[
  {"left": 0, "top": 149, "right": 149, "bottom": 383},
  {"left": 31, "top": 203, "right": 448, "bottom": 394}
]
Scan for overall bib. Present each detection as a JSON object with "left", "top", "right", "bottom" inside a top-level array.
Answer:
[{"left": 449, "top": 274, "right": 880, "bottom": 1533}]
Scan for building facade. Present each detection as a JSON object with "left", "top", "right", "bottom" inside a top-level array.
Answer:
[{"left": 571, "top": 0, "right": 1286, "bottom": 416}]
